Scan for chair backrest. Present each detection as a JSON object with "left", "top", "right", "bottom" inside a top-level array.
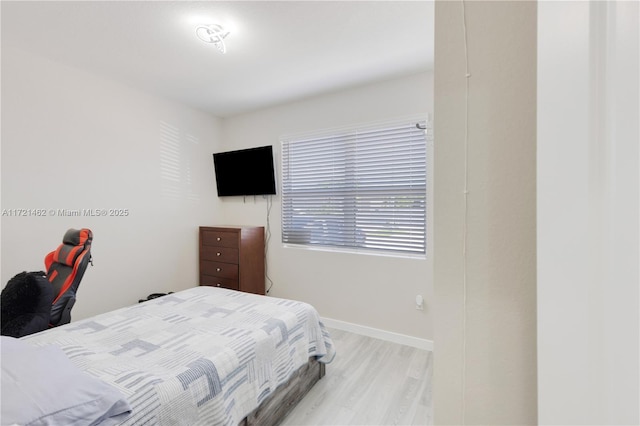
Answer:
[{"left": 45, "top": 228, "right": 93, "bottom": 327}]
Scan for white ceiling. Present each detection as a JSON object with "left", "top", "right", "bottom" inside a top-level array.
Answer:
[{"left": 1, "top": 1, "right": 434, "bottom": 117}]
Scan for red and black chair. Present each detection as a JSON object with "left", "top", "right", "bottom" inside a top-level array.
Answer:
[{"left": 45, "top": 228, "right": 93, "bottom": 327}]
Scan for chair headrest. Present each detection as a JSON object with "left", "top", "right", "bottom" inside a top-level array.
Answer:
[
  {"left": 53, "top": 229, "right": 92, "bottom": 267},
  {"left": 62, "top": 228, "right": 92, "bottom": 246}
]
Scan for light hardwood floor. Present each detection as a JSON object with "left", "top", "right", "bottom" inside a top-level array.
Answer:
[{"left": 281, "top": 328, "right": 433, "bottom": 426}]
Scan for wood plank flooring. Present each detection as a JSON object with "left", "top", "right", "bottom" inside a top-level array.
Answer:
[{"left": 281, "top": 328, "right": 433, "bottom": 426}]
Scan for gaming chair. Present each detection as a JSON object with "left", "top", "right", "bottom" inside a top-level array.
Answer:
[{"left": 45, "top": 228, "right": 93, "bottom": 327}]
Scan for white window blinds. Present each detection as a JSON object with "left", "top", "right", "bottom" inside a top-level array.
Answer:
[{"left": 281, "top": 118, "right": 428, "bottom": 255}]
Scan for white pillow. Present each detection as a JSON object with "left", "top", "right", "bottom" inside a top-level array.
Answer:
[{"left": 1, "top": 336, "right": 131, "bottom": 426}]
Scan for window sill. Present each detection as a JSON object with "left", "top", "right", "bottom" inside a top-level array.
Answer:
[{"left": 282, "top": 243, "right": 427, "bottom": 260}]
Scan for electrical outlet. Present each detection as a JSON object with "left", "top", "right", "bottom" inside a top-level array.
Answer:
[{"left": 415, "top": 294, "right": 424, "bottom": 310}]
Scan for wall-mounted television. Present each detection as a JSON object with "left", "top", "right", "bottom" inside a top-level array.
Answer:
[{"left": 213, "top": 145, "right": 277, "bottom": 196}]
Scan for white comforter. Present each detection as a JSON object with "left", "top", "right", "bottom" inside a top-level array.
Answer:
[{"left": 22, "top": 287, "right": 335, "bottom": 425}]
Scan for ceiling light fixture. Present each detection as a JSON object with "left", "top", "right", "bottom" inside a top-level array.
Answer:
[{"left": 195, "top": 24, "right": 230, "bottom": 54}]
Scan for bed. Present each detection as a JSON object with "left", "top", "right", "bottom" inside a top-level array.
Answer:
[{"left": 1, "top": 286, "right": 335, "bottom": 426}]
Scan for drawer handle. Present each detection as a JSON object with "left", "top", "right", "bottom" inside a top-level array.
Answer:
[
  {"left": 216, "top": 237, "right": 221, "bottom": 241},
  {"left": 216, "top": 252, "right": 221, "bottom": 256},
  {"left": 216, "top": 283, "right": 221, "bottom": 287},
  {"left": 216, "top": 267, "right": 222, "bottom": 272}
]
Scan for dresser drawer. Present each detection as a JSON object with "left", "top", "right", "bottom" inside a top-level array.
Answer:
[
  {"left": 201, "top": 274, "right": 239, "bottom": 290},
  {"left": 201, "top": 246, "right": 239, "bottom": 264},
  {"left": 201, "top": 230, "right": 239, "bottom": 249},
  {"left": 201, "top": 260, "right": 238, "bottom": 280}
]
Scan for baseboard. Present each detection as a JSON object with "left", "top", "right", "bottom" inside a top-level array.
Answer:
[{"left": 321, "top": 317, "right": 434, "bottom": 351}]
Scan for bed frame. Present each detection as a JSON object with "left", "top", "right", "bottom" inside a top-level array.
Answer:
[{"left": 241, "top": 357, "right": 326, "bottom": 426}]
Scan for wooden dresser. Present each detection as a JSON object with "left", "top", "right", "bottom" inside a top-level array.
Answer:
[{"left": 199, "top": 226, "right": 265, "bottom": 295}]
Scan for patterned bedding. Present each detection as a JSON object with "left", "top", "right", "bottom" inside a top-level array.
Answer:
[{"left": 22, "top": 286, "right": 335, "bottom": 426}]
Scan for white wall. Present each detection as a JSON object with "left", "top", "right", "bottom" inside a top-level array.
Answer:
[
  {"left": 538, "top": 1, "right": 639, "bottom": 424},
  {"left": 1, "top": 46, "right": 222, "bottom": 319},
  {"left": 218, "top": 71, "right": 434, "bottom": 341},
  {"left": 433, "top": 1, "right": 537, "bottom": 424}
]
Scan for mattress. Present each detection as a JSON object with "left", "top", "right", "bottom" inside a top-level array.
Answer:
[{"left": 22, "top": 286, "right": 335, "bottom": 425}]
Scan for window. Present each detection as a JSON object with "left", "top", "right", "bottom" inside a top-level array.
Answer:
[{"left": 281, "top": 117, "right": 428, "bottom": 256}]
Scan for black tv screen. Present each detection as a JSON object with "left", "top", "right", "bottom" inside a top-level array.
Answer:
[{"left": 213, "top": 145, "right": 276, "bottom": 196}]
